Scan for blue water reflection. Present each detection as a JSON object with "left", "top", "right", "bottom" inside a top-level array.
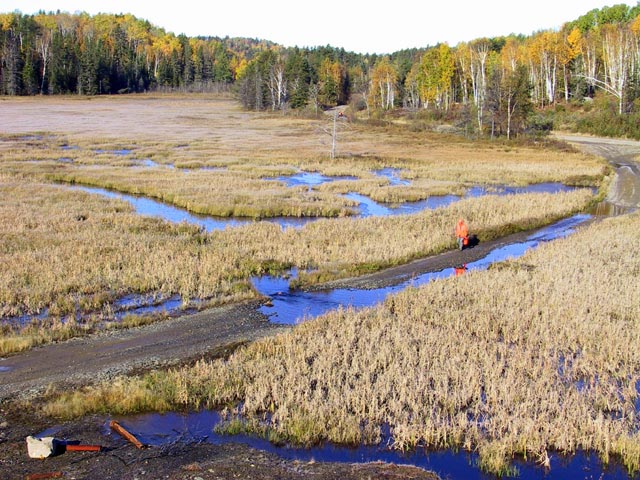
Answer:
[
  {"left": 268, "top": 171, "right": 358, "bottom": 190},
  {"left": 373, "top": 167, "right": 410, "bottom": 186},
  {"left": 113, "top": 407, "right": 631, "bottom": 480},
  {"left": 73, "top": 181, "right": 586, "bottom": 232},
  {"left": 253, "top": 214, "right": 591, "bottom": 325}
]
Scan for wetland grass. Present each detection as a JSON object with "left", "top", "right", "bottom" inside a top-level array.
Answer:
[
  {"left": 4, "top": 94, "right": 624, "bottom": 474},
  {"left": 1, "top": 172, "right": 595, "bottom": 354},
  {"left": 0, "top": 178, "right": 255, "bottom": 321},
  {"left": 43, "top": 211, "right": 640, "bottom": 475},
  {"left": 1, "top": 95, "right": 606, "bottom": 222},
  {"left": 0, "top": 94, "right": 605, "bottom": 355}
]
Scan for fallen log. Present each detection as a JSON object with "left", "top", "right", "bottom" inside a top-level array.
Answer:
[{"left": 109, "top": 420, "right": 146, "bottom": 449}]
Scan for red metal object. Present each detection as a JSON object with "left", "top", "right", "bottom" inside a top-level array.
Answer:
[{"left": 65, "top": 444, "right": 102, "bottom": 452}]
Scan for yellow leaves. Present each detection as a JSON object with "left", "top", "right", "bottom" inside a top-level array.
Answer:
[
  {"left": 631, "top": 14, "right": 640, "bottom": 36},
  {"left": 232, "top": 56, "right": 248, "bottom": 81},
  {"left": 500, "top": 37, "right": 524, "bottom": 72},
  {"left": 527, "top": 30, "right": 569, "bottom": 64},
  {"left": 319, "top": 57, "right": 343, "bottom": 86},
  {"left": 416, "top": 45, "right": 454, "bottom": 107},
  {"left": 152, "top": 33, "right": 182, "bottom": 58},
  {"left": 369, "top": 57, "right": 398, "bottom": 109},
  {"left": 34, "top": 13, "right": 57, "bottom": 31},
  {"left": 567, "top": 27, "right": 584, "bottom": 60},
  {"left": 0, "top": 12, "right": 17, "bottom": 31}
]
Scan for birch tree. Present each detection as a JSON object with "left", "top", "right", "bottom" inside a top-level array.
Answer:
[
  {"left": 267, "top": 57, "right": 287, "bottom": 110},
  {"left": 417, "top": 44, "right": 454, "bottom": 111},
  {"left": 369, "top": 57, "right": 397, "bottom": 110},
  {"left": 470, "top": 39, "right": 491, "bottom": 131},
  {"left": 455, "top": 42, "right": 471, "bottom": 105},
  {"left": 600, "top": 23, "right": 634, "bottom": 114},
  {"left": 34, "top": 14, "right": 56, "bottom": 94},
  {"left": 404, "top": 61, "right": 421, "bottom": 110}
]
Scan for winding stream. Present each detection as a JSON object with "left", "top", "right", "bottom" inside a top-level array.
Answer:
[
  {"left": 74, "top": 178, "right": 578, "bottom": 230},
  {"left": 59, "top": 178, "right": 586, "bottom": 323},
  {"left": 253, "top": 214, "right": 591, "bottom": 325}
]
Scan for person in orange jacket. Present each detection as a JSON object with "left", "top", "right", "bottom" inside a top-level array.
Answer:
[{"left": 455, "top": 218, "right": 469, "bottom": 251}]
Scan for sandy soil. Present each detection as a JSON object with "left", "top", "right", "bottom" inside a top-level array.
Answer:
[{"left": 0, "top": 131, "right": 638, "bottom": 479}]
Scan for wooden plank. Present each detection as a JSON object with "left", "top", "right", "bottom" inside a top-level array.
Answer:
[{"left": 109, "top": 420, "right": 146, "bottom": 449}]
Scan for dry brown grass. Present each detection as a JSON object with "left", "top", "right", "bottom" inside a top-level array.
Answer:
[
  {"left": 1, "top": 95, "right": 607, "bottom": 220},
  {"left": 4, "top": 94, "right": 630, "bottom": 475},
  {"left": 44, "top": 211, "right": 640, "bottom": 474},
  {"left": 0, "top": 160, "right": 595, "bottom": 357},
  {"left": 1, "top": 94, "right": 603, "bottom": 327},
  {"left": 0, "top": 177, "right": 254, "bottom": 321}
]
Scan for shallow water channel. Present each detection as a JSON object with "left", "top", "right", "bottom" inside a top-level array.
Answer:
[
  {"left": 65, "top": 178, "right": 580, "bottom": 321},
  {"left": 102, "top": 410, "right": 630, "bottom": 480},
  {"left": 253, "top": 214, "right": 590, "bottom": 325},
  {"left": 74, "top": 176, "right": 576, "bottom": 230}
]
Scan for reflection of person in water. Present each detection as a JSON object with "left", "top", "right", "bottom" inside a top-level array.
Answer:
[{"left": 454, "top": 264, "right": 467, "bottom": 276}]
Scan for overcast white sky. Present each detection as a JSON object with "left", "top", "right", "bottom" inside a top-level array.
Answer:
[{"left": 2, "top": 1, "right": 638, "bottom": 54}]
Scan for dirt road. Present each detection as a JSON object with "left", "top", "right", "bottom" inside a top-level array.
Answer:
[
  {"left": 1, "top": 134, "right": 638, "bottom": 479},
  {"left": 555, "top": 133, "right": 640, "bottom": 208},
  {"left": 0, "top": 301, "right": 285, "bottom": 401}
]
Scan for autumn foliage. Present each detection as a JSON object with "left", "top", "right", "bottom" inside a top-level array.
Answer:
[{"left": 2, "top": 5, "right": 640, "bottom": 138}]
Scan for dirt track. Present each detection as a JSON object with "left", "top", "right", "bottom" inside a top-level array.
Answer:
[
  {"left": 1, "top": 134, "right": 638, "bottom": 479},
  {"left": 0, "top": 301, "right": 285, "bottom": 401}
]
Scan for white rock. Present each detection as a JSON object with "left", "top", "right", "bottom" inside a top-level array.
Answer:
[{"left": 26, "top": 435, "right": 55, "bottom": 459}]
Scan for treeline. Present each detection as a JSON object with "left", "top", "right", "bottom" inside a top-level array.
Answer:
[
  {"left": 3, "top": 4, "right": 640, "bottom": 138},
  {"left": 0, "top": 11, "right": 265, "bottom": 95}
]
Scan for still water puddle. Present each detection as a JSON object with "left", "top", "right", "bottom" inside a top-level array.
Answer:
[
  {"left": 269, "top": 171, "right": 358, "bottom": 189},
  {"left": 94, "top": 148, "right": 133, "bottom": 156},
  {"left": 112, "top": 294, "right": 184, "bottom": 320},
  {"left": 373, "top": 167, "right": 410, "bottom": 186},
  {"left": 109, "top": 407, "right": 630, "bottom": 480}
]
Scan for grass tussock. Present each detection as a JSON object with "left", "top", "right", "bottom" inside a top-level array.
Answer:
[
  {"left": 43, "top": 211, "right": 640, "bottom": 475},
  {"left": 0, "top": 317, "right": 92, "bottom": 355}
]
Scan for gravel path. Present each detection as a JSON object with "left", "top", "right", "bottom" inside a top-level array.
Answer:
[{"left": 0, "top": 301, "right": 286, "bottom": 401}]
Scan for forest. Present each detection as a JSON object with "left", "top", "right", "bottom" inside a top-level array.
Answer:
[{"left": 3, "top": 4, "right": 640, "bottom": 138}]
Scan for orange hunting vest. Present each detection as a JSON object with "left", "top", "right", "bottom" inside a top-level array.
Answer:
[{"left": 456, "top": 221, "right": 468, "bottom": 238}]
